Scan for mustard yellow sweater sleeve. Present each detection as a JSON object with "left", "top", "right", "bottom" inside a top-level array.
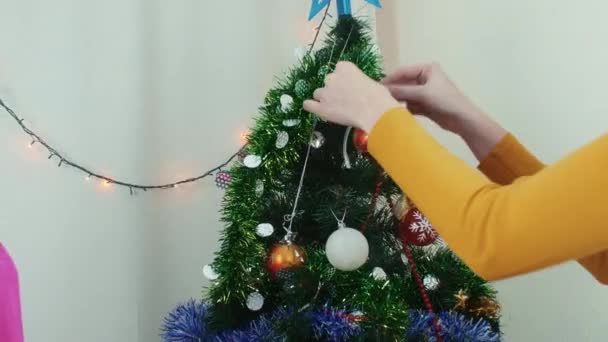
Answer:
[
  {"left": 368, "top": 107, "right": 608, "bottom": 281},
  {"left": 478, "top": 134, "right": 608, "bottom": 284}
]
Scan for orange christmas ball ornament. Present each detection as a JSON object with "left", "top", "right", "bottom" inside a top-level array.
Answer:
[
  {"left": 267, "top": 242, "right": 305, "bottom": 276},
  {"left": 353, "top": 128, "right": 369, "bottom": 153}
]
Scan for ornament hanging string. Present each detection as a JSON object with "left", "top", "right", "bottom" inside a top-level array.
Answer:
[
  {"left": 359, "top": 172, "right": 385, "bottom": 233},
  {"left": 0, "top": 5, "right": 332, "bottom": 195},
  {"left": 388, "top": 199, "right": 443, "bottom": 341},
  {"left": 283, "top": 18, "right": 355, "bottom": 236}
]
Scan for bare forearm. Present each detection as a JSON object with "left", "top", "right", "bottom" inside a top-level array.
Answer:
[{"left": 453, "top": 109, "right": 508, "bottom": 162}]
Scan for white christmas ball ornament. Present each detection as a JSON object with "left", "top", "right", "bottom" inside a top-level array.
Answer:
[
  {"left": 202, "top": 264, "right": 219, "bottom": 281},
  {"left": 246, "top": 292, "right": 265, "bottom": 311},
  {"left": 325, "top": 227, "right": 369, "bottom": 271}
]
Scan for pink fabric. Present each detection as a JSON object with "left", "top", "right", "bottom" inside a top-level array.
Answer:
[{"left": 0, "top": 244, "right": 24, "bottom": 342}]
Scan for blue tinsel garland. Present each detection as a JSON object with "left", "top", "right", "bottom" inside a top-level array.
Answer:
[
  {"left": 161, "top": 300, "right": 500, "bottom": 342},
  {"left": 408, "top": 310, "right": 502, "bottom": 342},
  {"left": 160, "top": 301, "right": 359, "bottom": 342},
  {"left": 310, "top": 309, "right": 363, "bottom": 341},
  {"left": 161, "top": 300, "right": 208, "bottom": 342}
]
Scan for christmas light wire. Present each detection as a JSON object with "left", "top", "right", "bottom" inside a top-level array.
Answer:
[{"left": 0, "top": 5, "right": 332, "bottom": 195}]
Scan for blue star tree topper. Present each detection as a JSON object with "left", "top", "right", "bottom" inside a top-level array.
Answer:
[{"left": 309, "top": 0, "right": 382, "bottom": 20}]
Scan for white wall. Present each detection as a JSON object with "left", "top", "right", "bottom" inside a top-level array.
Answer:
[
  {"left": 6, "top": 0, "right": 603, "bottom": 341},
  {"left": 0, "top": 1, "right": 146, "bottom": 341},
  {"left": 378, "top": 1, "right": 608, "bottom": 340},
  {"left": 0, "top": 1, "right": 374, "bottom": 342}
]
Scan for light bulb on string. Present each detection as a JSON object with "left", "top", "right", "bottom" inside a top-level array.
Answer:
[
  {"left": 299, "top": 20, "right": 318, "bottom": 45},
  {"left": 85, "top": 175, "right": 91, "bottom": 181},
  {"left": 102, "top": 179, "right": 111, "bottom": 188},
  {"left": 239, "top": 129, "right": 250, "bottom": 144}
]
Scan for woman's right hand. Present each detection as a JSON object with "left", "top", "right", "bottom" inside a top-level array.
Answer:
[
  {"left": 382, "top": 63, "right": 483, "bottom": 134},
  {"left": 383, "top": 63, "right": 507, "bottom": 160}
]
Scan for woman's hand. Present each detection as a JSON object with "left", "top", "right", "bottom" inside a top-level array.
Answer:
[
  {"left": 383, "top": 62, "right": 507, "bottom": 160},
  {"left": 382, "top": 63, "right": 483, "bottom": 134},
  {"left": 304, "top": 61, "right": 400, "bottom": 133}
]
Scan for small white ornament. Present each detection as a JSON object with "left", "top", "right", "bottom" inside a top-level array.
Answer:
[
  {"left": 256, "top": 223, "right": 274, "bottom": 237},
  {"left": 294, "top": 47, "right": 308, "bottom": 62},
  {"left": 374, "top": 195, "right": 389, "bottom": 214},
  {"left": 325, "top": 226, "right": 369, "bottom": 271},
  {"left": 283, "top": 119, "right": 301, "bottom": 127},
  {"left": 275, "top": 131, "right": 289, "bottom": 149},
  {"left": 202, "top": 264, "right": 219, "bottom": 281},
  {"left": 280, "top": 94, "right": 294, "bottom": 113},
  {"left": 246, "top": 292, "right": 265, "bottom": 311},
  {"left": 371, "top": 267, "right": 387, "bottom": 281},
  {"left": 243, "top": 155, "right": 262, "bottom": 168},
  {"left": 421, "top": 241, "right": 446, "bottom": 259},
  {"left": 393, "top": 194, "right": 411, "bottom": 221},
  {"left": 423, "top": 275, "right": 440, "bottom": 291},
  {"left": 310, "top": 131, "right": 325, "bottom": 149},
  {"left": 401, "top": 253, "right": 409, "bottom": 265},
  {"left": 255, "top": 179, "right": 265, "bottom": 197}
]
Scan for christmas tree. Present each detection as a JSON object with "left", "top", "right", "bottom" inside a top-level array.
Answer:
[{"left": 162, "top": 3, "right": 502, "bottom": 341}]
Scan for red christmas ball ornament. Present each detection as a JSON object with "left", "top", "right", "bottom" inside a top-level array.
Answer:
[
  {"left": 353, "top": 128, "right": 369, "bottom": 153},
  {"left": 267, "top": 242, "right": 305, "bottom": 276},
  {"left": 399, "top": 208, "right": 438, "bottom": 246}
]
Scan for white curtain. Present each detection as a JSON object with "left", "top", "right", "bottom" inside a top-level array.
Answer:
[{"left": 0, "top": 1, "right": 374, "bottom": 341}]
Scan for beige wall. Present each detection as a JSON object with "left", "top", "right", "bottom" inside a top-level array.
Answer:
[{"left": 377, "top": 1, "right": 608, "bottom": 340}]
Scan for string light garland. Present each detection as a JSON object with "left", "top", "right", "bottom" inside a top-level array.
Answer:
[
  {"left": 0, "top": 3, "right": 332, "bottom": 196},
  {"left": 0, "top": 94, "right": 247, "bottom": 194}
]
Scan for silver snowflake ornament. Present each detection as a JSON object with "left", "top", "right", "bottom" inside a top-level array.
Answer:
[{"left": 246, "top": 292, "right": 265, "bottom": 311}]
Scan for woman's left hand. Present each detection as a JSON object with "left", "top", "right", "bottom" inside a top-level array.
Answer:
[{"left": 303, "top": 61, "right": 400, "bottom": 133}]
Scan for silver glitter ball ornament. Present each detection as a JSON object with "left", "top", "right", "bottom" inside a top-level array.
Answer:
[
  {"left": 215, "top": 171, "right": 232, "bottom": 190},
  {"left": 256, "top": 223, "right": 274, "bottom": 238},
  {"left": 255, "top": 179, "right": 265, "bottom": 197},
  {"left": 243, "top": 155, "right": 262, "bottom": 168},
  {"left": 275, "top": 131, "right": 289, "bottom": 149},
  {"left": 371, "top": 267, "right": 387, "bottom": 281},
  {"left": 280, "top": 94, "right": 294, "bottom": 113},
  {"left": 294, "top": 79, "right": 310, "bottom": 99},
  {"left": 423, "top": 274, "right": 440, "bottom": 291},
  {"left": 310, "top": 131, "right": 325, "bottom": 149},
  {"left": 246, "top": 292, "right": 265, "bottom": 311},
  {"left": 282, "top": 119, "right": 301, "bottom": 127}
]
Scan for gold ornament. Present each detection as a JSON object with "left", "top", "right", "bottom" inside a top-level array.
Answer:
[
  {"left": 392, "top": 194, "right": 412, "bottom": 221},
  {"left": 471, "top": 296, "right": 501, "bottom": 319},
  {"left": 267, "top": 242, "right": 305, "bottom": 276},
  {"left": 454, "top": 289, "right": 469, "bottom": 311}
]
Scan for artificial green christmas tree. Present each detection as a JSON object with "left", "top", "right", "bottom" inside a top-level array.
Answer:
[{"left": 163, "top": 2, "right": 502, "bottom": 341}]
